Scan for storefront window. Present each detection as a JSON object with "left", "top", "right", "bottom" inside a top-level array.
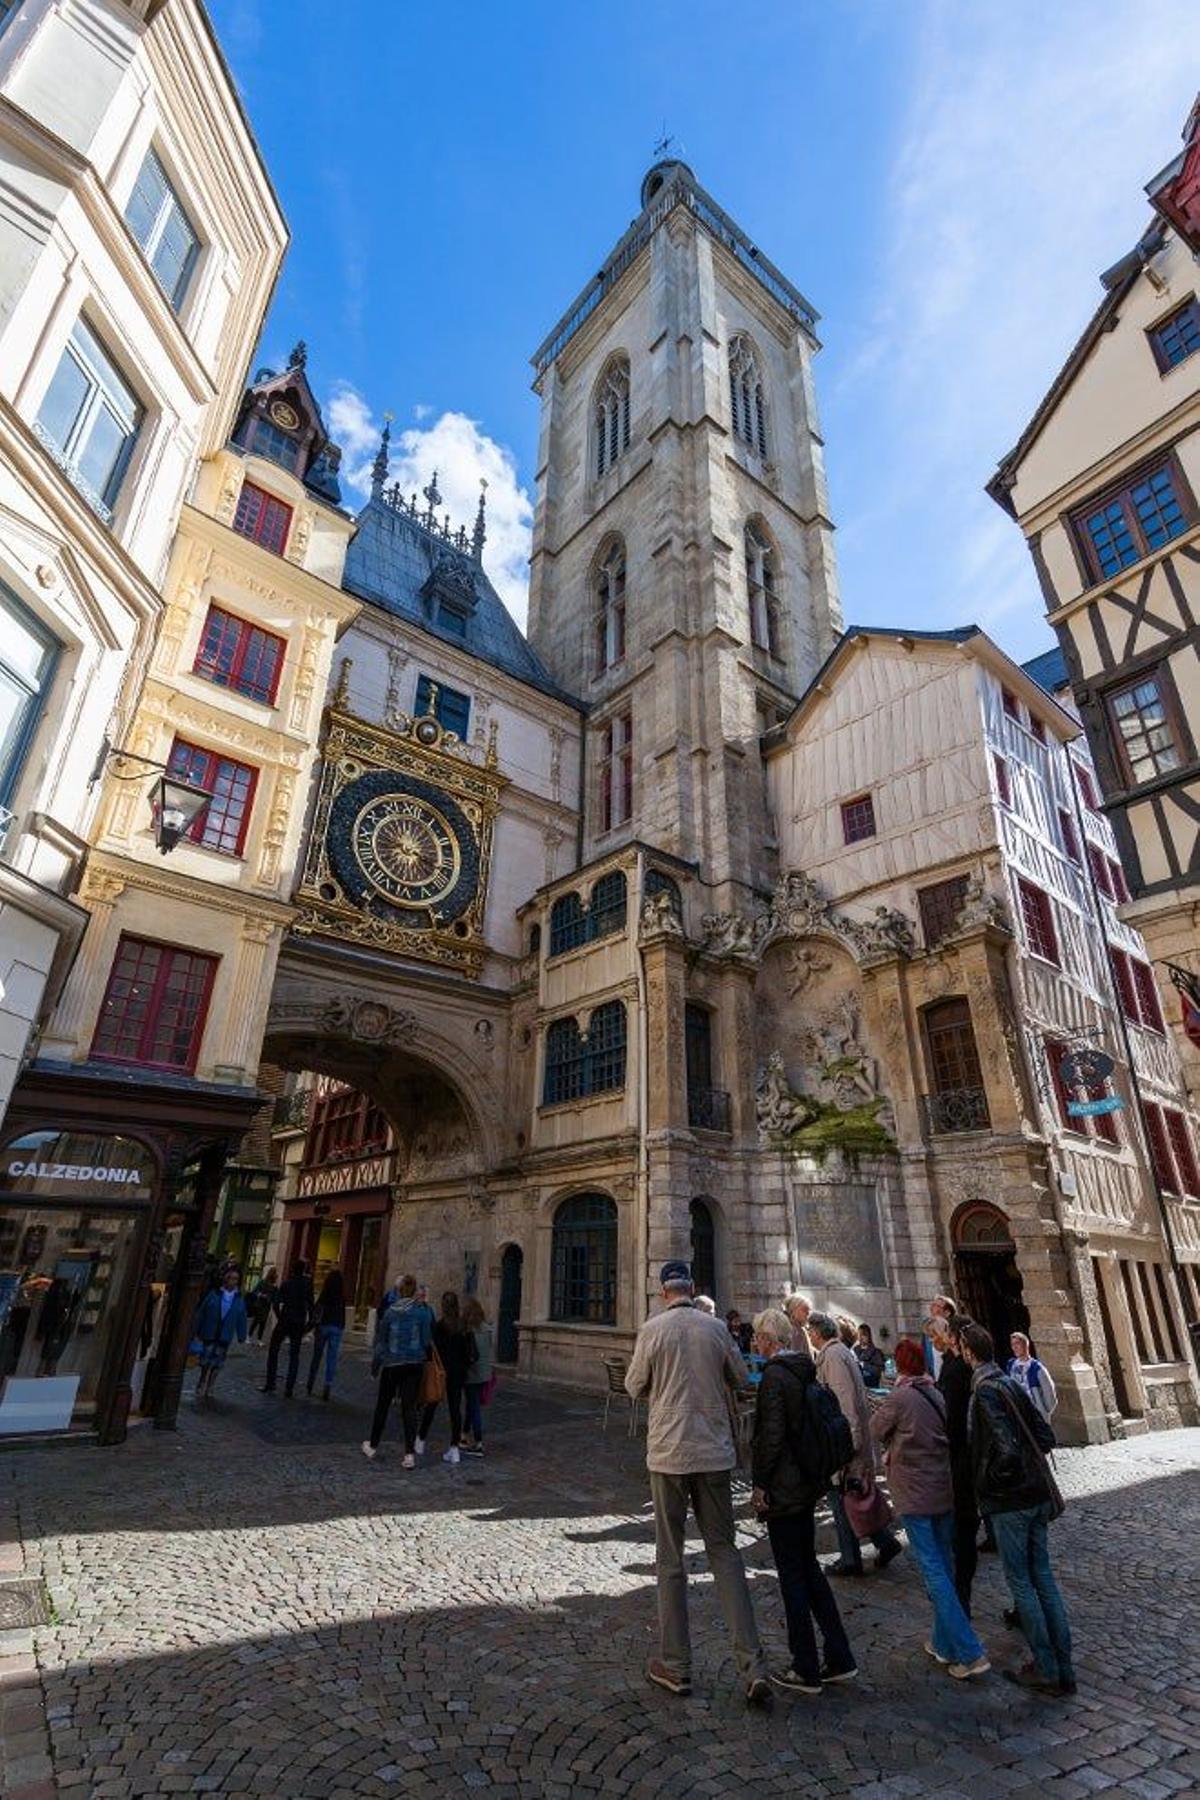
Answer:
[{"left": 0, "top": 1130, "right": 155, "bottom": 1435}]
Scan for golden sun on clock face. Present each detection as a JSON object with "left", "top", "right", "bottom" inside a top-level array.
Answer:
[{"left": 351, "top": 793, "right": 461, "bottom": 909}]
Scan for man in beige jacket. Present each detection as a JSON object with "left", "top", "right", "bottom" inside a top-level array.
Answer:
[
  {"left": 807, "top": 1310, "right": 903, "bottom": 1577},
  {"left": 625, "top": 1260, "right": 771, "bottom": 1704}
]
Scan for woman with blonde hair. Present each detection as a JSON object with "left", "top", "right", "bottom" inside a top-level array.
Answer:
[{"left": 461, "top": 1296, "right": 494, "bottom": 1457}]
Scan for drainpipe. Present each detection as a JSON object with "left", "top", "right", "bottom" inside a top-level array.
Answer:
[
  {"left": 1066, "top": 758, "right": 1197, "bottom": 1378},
  {"left": 633, "top": 845, "right": 651, "bottom": 1331}
]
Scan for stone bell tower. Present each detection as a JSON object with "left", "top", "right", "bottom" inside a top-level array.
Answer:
[{"left": 527, "top": 159, "right": 842, "bottom": 909}]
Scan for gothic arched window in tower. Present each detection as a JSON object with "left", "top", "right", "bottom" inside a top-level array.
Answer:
[
  {"left": 728, "top": 335, "right": 768, "bottom": 457},
  {"left": 594, "top": 538, "right": 627, "bottom": 673},
  {"left": 745, "top": 520, "right": 781, "bottom": 658},
  {"left": 594, "top": 354, "right": 631, "bottom": 478}
]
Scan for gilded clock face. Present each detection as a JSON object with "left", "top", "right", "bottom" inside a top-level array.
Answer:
[
  {"left": 353, "top": 793, "right": 460, "bottom": 909},
  {"left": 270, "top": 399, "right": 301, "bottom": 431},
  {"left": 326, "top": 768, "right": 481, "bottom": 927}
]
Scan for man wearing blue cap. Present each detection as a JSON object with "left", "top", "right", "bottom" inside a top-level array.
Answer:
[{"left": 625, "top": 1259, "right": 771, "bottom": 1705}]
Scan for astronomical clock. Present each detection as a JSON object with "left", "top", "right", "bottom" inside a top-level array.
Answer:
[{"left": 294, "top": 695, "right": 505, "bottom": 977}]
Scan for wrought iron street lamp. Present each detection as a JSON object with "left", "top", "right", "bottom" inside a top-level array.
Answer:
[{"left": 89, "top": 738, "right": 213, "bottom": 854}]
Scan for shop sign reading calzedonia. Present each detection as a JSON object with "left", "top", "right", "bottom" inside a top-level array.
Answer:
[{"left": 1, "top": 1131, "right": 156, "bottom": 1199}]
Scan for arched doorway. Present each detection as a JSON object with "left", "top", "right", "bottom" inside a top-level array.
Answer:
[
  {"left": 497, "top": 1244, "right": 523, "bottom": 1363},
  {"left": 690, "top": 1197, "right": 716, "bottom": 1303},
  {"left": 951, "top": 1202, "right": 1030, "bottom": 1354}
]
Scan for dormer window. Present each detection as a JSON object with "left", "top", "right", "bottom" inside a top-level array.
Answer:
[{"left": 247, "top": 406, "right": 302, "bottom": 472}]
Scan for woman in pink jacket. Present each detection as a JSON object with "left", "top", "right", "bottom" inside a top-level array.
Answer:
[{"left": 871, "top": 1337, "right": 990, "bottom": 1680}]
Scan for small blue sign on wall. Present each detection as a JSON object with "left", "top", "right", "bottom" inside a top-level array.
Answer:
[{"left": 1067, "top": 1096, "right": 1124, "bottom": 1117}]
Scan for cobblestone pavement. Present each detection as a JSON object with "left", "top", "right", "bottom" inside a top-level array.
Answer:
[{"left": 2, "top": 1340, "right": 1199, "bottom": 1799}]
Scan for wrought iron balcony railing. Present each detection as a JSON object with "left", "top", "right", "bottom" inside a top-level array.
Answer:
[
  {"left": 689, "top": 1086, "right": 732, "bottom": 1133},
  {"left": 922, "top": 1086, "right": 991, "bottom": 1135},
  {"left": 271, "top": 1090, "right": 312, "bottom": 1134}
]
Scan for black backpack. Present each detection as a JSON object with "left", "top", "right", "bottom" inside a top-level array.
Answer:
[{"left": 779, "top": 1362, "right": 855, "bottom": 1485}]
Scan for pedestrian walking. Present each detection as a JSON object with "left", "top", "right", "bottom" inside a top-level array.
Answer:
[
  {"left": 806, "top": 1311, "right": 903, "bottom": 1577},
  {"left": 959, "top": 1322, "right": 1075, "bottom": 1695},
  {"left": 625, "top": 1260, "right": 771, "bottom": 1706},
  {"left": 924, "top": 1293, "right": 957, "bottom": 1378},
  {"left": 750, "top": 1307, "right": 858, "bottom": 1696},
  {"left": 261, "top": 1259, "right": 313, "bottom": 1397},
  {"left": 247, "top": 1267, "right": 277, "bottom": 1344},
  {"left": 461, "top": 1296, "right": 494, "bottom": 1456},
  {"left": 306, "top": 1268, "right": 346, "bottom": 1400},
  {"left": 853, "top": 1324, "right": 886, "bottom": 1390},
  {"left": 1006, "top": 1332, "right": 1058, "bottom": 1426},
  {"left": 362, "top": 1274, "right": 432, "bottom": 1466},
  {"left": 417, "top": 1291, "right": 474, "bottom": 1464},
  {"left": 935, "top": 1314, "right": 980, "bottom": 1616},
  {"left": 871, "top": 1337, "right": 990, "bottom": 1679},
  {"left": 192, "top": 1264, "right": 248, "bottom": 1403}
]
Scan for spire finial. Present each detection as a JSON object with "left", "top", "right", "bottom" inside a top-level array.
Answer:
[
  {"left": 472, "top": 478, "right": 488, "bottom": 561},
  {"left": 423, "top": 470, "right": 442, "bottom": 519},
  {"left": 287, "top": 340, "right": 308, "bottom": 370},
  {"left": 370, "top": 415, "right": 392, "bottom": 498}
]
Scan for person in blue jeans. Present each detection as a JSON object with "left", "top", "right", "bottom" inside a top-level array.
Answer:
[
  {"left": 871, "top": 1336, "right": 990, "bottom": 1679},
  {"left": 960, "top": 1321, "right": 1074, "bottom": 1696},
  {"left": 306, "top": 1268, "right": 346, "bottom": 1400}
]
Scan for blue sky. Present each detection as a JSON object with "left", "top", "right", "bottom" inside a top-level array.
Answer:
[{"left": 209, "top": 0, "right": 1197, "bottom": 660}]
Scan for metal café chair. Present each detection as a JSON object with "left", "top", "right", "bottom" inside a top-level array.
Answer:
[{"left": 601, "top": 1356, "right": 640, "bottom": 1436}]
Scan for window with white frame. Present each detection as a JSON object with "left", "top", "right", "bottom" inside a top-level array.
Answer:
[
  {"left": 0, "top": 584, "right": 58, "bottom": 816},
  {"left": 745, "top": 521, "right": 780, "bottom": 655},
  {"left": 594, "top": 355, "right": 631, "bottom": 477},
  {"left": 124, "top": 148, "right": 200, "bottom": 312},
  {"left": 35, "top": 320, "right": 143, "bottom": 521},
  {"left": 729, "top": 335, "right": 768, "bottom": 456},
  {"left": 594, "top": 540, "right": 626, "bottom": 673}
]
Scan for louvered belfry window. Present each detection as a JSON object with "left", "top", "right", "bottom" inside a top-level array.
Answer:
[
  {"left": 594, "top": 356, "right": 631, "bottom": 477},
  {"left": 729, "top": 335, "right": 768, "bottom": 456}
]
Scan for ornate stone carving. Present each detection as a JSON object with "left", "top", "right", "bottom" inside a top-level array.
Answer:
[
  {"left": 783, "top": 944, "right": 832, "bottom": 996},
  {"left": 950, "top": 876, "right": 1012, "bottom": 937},
  {"left": 705, "top": 870, "right": 915, "bottom": 966},
  {"left": 81, "top": 869, "right": 126, "bottom": 906},
  {"left": 640, "top": 890, "right": 685, "bottom": 937},
  {"left": 286, "top": 509, "right": 314, "bottom": 565},
  {"left": 268, "top": 993, "right": 417, "bottom": 1046},
  {"left": 756, "top": 1052, "right": 821, "bottom": 1135},
  {"left": 701, "top": 911, "right": 758, "bottom": 958},
  {"left": 215, "top": 463, "right": 240, "bottom": 524},
  {"left": 474, "top": 1018, "right": 495, "bottom": 1052}
]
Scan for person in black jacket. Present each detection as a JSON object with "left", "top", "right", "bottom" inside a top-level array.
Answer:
[
  {"left": 935, "top": 1315, "right": 979, "bottom": 1615},
  {"left": 306, "top": 1268, "right": 346, "bottom": 1400},
  {"left": 261, "top": 1259, "right": 314, "bottom": 1398},
  {"left": 417, "top": 1291, "right": 475, "bottom": 1464},
  {"left": 750, "top": 1307, "right": 857, "bottom": 1696},
  {"left": 960, "top": 1322, "right": 1075, "bottom": 1696}
]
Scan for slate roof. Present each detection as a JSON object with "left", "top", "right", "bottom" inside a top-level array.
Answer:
[
  {"left": 342, "top": 494, "right": 579, "bottom": 706},
  {"left": 1021, "top": 644, "right": 1070, "bottom": 695}
]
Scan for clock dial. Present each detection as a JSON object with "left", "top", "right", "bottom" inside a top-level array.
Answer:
[
  {"left": 353, "top": 794, "right": 461, "bottom": 908},
  {"left": 269, "top": 400, "right": 300, "bottom": 431}
]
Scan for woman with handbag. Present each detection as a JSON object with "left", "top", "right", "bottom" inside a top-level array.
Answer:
[
  {"left": 417, "top": 1291, "right": 475, "bottom": 1465},
  {"left": 362, "top": 1274, "right": 432, "bottom": 1466},
  {"left": 871, "top": 1338, "right": 990, "bottom": 1680},
  {"left": 461, "top": 1297, "right": 494, "bottom": 1457}
]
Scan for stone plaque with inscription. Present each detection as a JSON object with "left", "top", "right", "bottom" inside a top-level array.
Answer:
[{"left": 792, "top": 1180, "right": 886, "bottom": 1290}]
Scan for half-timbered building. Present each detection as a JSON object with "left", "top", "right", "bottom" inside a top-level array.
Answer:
[{"left": 989, "top": 93, "right": 1200, "bottom": 1112}]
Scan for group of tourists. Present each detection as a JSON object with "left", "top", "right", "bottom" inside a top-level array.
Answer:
[
  {"left": 361, "top": 1278, "right": 495, "bottom": 1468},
  {"left": 626, "top": 1264, "right": 1075, "bottom": 1707}
]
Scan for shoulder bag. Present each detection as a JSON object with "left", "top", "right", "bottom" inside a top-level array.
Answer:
[
  {"left": 419, "top": 1343, "right": 446, "bottom": 1407},
  {"left": 995, "top": 1380, "right": 1066, "bottom": 1521}
]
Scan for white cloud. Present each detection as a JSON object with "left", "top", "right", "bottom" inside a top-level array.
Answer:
[
  {"left": 829, "top": 0, "right": 1198, "bottom": 656},
  {"left": 327, "top": 385, "right": 533, "bottom": 627}
]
